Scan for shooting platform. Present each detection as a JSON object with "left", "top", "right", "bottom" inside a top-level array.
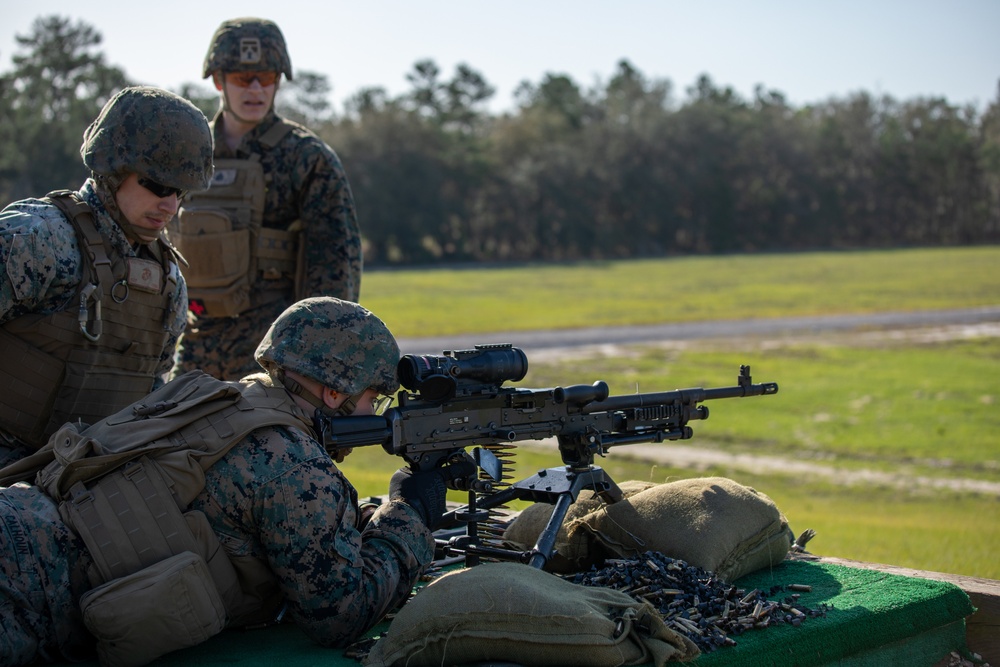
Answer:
[{"left": 64, "top": 552, "right": 989, "bottom": 667}]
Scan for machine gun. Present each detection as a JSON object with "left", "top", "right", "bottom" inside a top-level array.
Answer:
[{"left": 319, "top": 344, "right": 778, "bottom": 568}]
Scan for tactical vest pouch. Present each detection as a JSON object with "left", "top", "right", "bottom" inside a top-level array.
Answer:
[
  {"left": 80, "top": 550, "right": 226, "bottom": 667},
  {"left": 171, "top": 158, "right": 264, "bottom": 317},
  {"left": 172, "top": 209, "right": 252, "bottom": 317},
  {"left": 184, "top": 266, "right": 252, "bottom": 318},
  {"left": 0, "top": 327, "right": 65, "bottom": 448},
  {"left": 257, "top": 226, "right": 299, "bottom": 282},
  {"left": 173, "top": 210, "right": 251, "bottom": 287},
  {"left": 59, "top": 456, "right": 243, "bottom": 610}
]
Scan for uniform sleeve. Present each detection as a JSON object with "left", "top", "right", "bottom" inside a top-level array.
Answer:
[
  {"left": 0, "top": 204, "right": 80, "bottom": 323},
  {"left": 294, "top": 142, "right": 363, "bottom": 302},
  {"left": 254, "top": 452, "right": 433, "bottom": 647}
]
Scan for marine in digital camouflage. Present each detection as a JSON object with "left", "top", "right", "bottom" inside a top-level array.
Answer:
[
  {"left": 0, "top": 181, "right": 189, "bottom": 467},
  {"left": 0, "top": 382, "right": 433, "bottom": 663},
  {"left": 172, "top": 20, "right": 362, "bottom": 381},
  {"left": 0, "top": 87, "right": 208, "bottom": 467},
  {"left": 192, "top": 400, "right": 432, "bottom": 647},
  {"left": 0, "top": 296, "right": 430, "bottom": 663}
]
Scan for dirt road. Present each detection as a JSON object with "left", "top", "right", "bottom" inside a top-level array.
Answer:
[{"left": 396, "top": 305, "right": 1000, "bottom": 356}]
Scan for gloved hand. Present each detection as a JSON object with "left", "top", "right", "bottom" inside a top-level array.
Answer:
[
  {"left": 331, "top": 447, "right": 353, "bottom": 463},
  {"left": 389, "top": 459, "right": 476, "bottom": 529}
]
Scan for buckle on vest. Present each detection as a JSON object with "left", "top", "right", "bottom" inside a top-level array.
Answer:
[
  {"left": 68, "top": 481, "right": 94, "bottom": 505},
  {"left": 78, "top": 283, "right": 102, "bottom": 342},
  {"left": 133, "top": 401, "right": 178, "bottom": 418}
]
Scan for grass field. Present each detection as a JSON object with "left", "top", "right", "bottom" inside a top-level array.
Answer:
[
  {"left": 339, "top": 246, "right": 1000, "bottom": 579},
  {"left": 359, "top": 246, "right": 1000, "bottom": 337}
]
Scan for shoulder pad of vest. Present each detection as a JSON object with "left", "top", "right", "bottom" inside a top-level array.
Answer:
[
  {"left": 259, "top": 118, "right": 299, "bottom": 149},
  {"left": 42, "top": 189, "right": 85, "bottom": 205},
  {"left": 157, "top": 236, "right": 187, "bottom": 268}
]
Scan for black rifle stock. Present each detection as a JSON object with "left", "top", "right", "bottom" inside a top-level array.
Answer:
[{"left": 318, "top": 344, "right": 778, "bottom": 568}]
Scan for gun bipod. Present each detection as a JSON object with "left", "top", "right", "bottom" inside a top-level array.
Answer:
[{"left": 438, "top": 464, "right": 625, "bottom": 569}]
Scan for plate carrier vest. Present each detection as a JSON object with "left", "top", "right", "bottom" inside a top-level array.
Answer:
[
  {"left": 0, "top": 190, "right": 181, "bottom": 449},
  {"left": 170, "top": 120, "right": 301, "bottom": 318}
]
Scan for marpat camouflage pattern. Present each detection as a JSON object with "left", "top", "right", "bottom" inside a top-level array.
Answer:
[{"left": 0, "top": 375, "right": 432, "bottom": 664}]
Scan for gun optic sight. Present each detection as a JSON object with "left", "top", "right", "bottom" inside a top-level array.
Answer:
[{"left": 398, "top": 344, "right": 528, "bottom": 399}]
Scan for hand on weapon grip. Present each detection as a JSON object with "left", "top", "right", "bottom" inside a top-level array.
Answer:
[{"left": 389, "top": 459, "right": 477, "bottom": 529}]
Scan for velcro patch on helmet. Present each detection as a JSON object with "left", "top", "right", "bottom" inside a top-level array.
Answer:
[{"left": 240, "top": 38, "right": 262, "bottom": 65}]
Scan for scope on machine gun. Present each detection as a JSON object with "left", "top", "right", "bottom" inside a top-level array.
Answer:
[{"left": 397, "top": 343, "right": 529, "bottom": 400}]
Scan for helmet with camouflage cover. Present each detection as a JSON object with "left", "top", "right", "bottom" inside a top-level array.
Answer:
[
  {"left": 256, "top": 297, "right": 400, "bottom": 396},
  {"left": 80, "top": 86, "right": 214, "bottom": 192},
  {"left": 202, "top": 17, "right": 293, "bottom": 80}
]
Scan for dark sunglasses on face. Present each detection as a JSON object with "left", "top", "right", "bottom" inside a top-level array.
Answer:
[
  {"left": 227, "top": 71, "right": 280, "bottom": 87},
  {"left": 137, "top": 177, "right": 186, "bottom": 200}
]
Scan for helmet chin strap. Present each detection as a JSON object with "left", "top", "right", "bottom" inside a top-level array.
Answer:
[
  {"left": 276, "top": 369, "right": 362, "bottom": 417},
  {"left": 94, "top": 174, "right": 161, "bottom": 246}
]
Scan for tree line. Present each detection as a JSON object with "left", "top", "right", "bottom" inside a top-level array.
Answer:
[{"left": 3, "top": 16, "right": 999, "bottom": 265}]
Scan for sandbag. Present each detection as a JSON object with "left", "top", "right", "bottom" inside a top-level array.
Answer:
[
  {"left": 569, "top": 477, "right": 794, "bottom": 581},
  {"left": 363, "top": 561, "right": 699, "bottom": 667}
]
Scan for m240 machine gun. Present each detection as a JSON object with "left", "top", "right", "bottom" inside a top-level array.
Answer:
[{"left": 319, "top": 344, "right": 778, "bottom": 569}]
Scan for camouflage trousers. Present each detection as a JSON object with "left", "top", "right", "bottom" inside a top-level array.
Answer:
[
  {"left": 0, "top": 435, "right": 33, "bottom": 468},
  {"left": 0, "top": 484, "right": 95, "bottom": 665},
  {"left": 172, "top": 300, "right": 288, "bottom": 381}
]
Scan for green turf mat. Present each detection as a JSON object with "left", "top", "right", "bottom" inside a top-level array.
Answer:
[
  {"left": 690, "top": 559, "right": 974, "bottom": 666},
  {"left": 55, "top": 558, "right": 973, "bottom": 666}
]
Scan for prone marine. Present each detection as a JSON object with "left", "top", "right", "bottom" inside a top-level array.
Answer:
[{"left": 0, "top": 297, "right": 469, "bottom": 665}]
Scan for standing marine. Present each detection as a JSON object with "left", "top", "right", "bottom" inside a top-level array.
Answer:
[
  {"left": 170, "top": 17, "right": 363, "bottom": 381},
  {"left": 0, "top": 86, "right": 213, "bottom": 467}
]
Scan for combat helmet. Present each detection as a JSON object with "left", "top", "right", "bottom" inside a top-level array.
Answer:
[
  {"left": 80, "top": 86, "right": 214, "bottom": 192},
  {"left": 202, "top": 17, "right": 293, "bottom": 80},
  {"left": 256, "top": 297, "right": 400, "bottom": 397}
]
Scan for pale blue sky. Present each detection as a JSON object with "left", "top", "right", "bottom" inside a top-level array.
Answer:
[{"left": 2, "top": 0, "right": 998, "bottom": 114}]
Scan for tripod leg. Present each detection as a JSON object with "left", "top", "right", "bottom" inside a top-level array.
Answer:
[{"left": 527, "top": 492, "right": 574, "bottom": 569}]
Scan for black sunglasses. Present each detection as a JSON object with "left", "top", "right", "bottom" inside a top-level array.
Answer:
[{"left": 138, "top": 177, "right": 186, "bottom": 199}]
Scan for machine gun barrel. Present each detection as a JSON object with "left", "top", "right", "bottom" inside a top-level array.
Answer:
[{"left": 583, "top": 378, "right": 778, "bottom": 414}]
